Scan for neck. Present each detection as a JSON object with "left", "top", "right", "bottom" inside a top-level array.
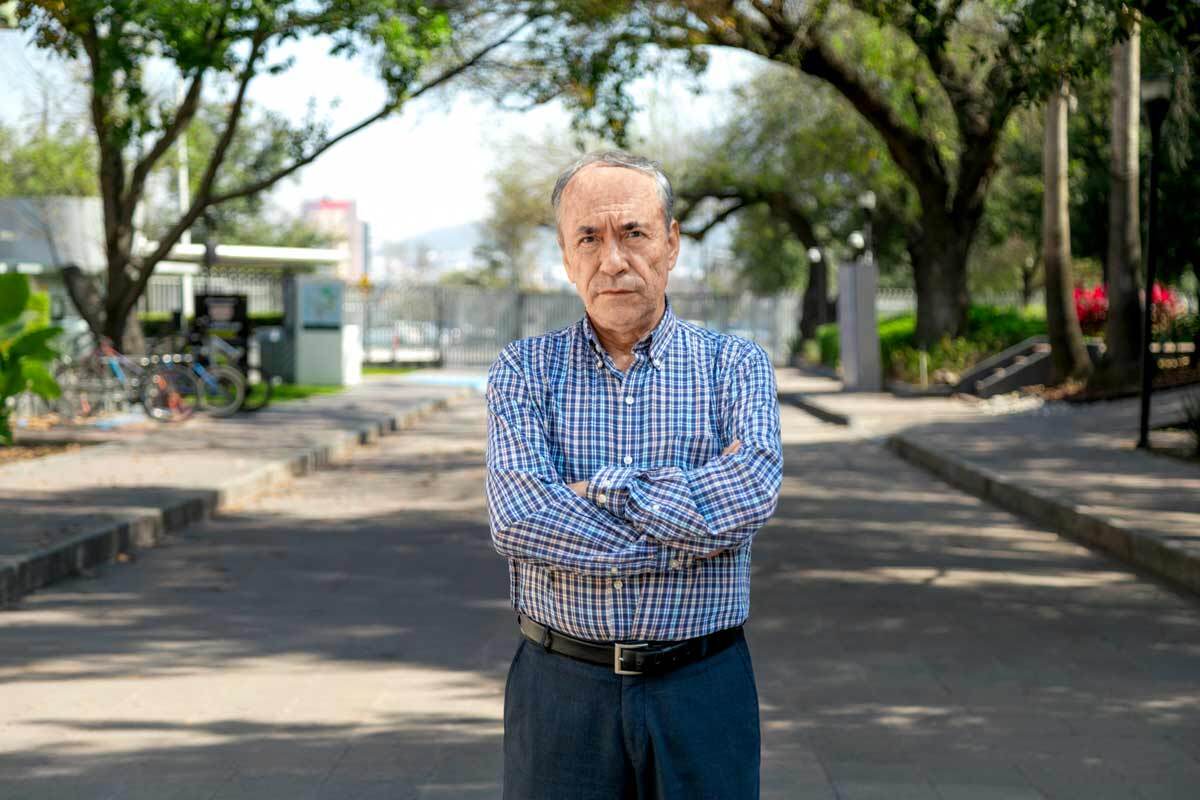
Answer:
[{"left": 589, "top": 299, "right": 665, "bottom": 360}]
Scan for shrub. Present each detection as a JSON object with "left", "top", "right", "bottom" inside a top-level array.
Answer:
[
  {"left": 0, "top": 274, "right": 62, "bottom": 444},
  {"left": 1073, "top": 282, "right": 1185, "bottom": 337},
  {"left": 814, "top": 305, "right": 1048, "bottom": 384},
  {"left": 816, "top": 322, "right": 839, "bottom": 368}
]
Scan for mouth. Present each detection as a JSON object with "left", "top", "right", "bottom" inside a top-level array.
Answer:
[{"left": 598, "top": 289, "right": 635, "bottom": 295}]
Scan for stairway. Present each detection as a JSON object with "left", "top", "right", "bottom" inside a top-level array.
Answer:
[{"left": 955, "top": 336, "right": 1103, "bottom": 398}]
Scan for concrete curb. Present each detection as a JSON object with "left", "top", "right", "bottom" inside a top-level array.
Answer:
[
  {"left": 886, "top": 432, "right": 1200, "bottom": 596},
  {"left": 777, "top": 392, "right": 851, "bottom": 427},
  {"left": 0, "top": 388, "right": 477, "bottom": 608}
]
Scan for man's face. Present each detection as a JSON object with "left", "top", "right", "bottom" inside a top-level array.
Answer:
[{"left": 557, "top": 164, "right": 680, "bottom": 332}]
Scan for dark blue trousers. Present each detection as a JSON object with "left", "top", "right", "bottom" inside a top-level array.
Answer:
[{"left": 502, "top": 625, "right": 760, "bottom": 799}]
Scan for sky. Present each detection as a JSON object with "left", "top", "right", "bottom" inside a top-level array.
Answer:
[{"left": 0, "top": 25, "right": 763, "bottom": 248}]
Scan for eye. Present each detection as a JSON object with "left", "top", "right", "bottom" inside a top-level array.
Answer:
[
  {"left": 579, "top": 235, "right": 597, "bottom": 245},
  {"left": 627, "top": 230, "right": 644, "bottom": 238}
]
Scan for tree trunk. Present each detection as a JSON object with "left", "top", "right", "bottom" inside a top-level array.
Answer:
[
  {"left": 799, "top": 251, "right": 832, "bottom": 341},
  {"left": 1102, "top": 20, "right": 1142, "bottom": 387},
  {"left": 910, "top": 216, "right": 975, "bottom": 347},
  {"left": 101, "top": 292, "right": 147, "bottom": 355},
  {"left": 1043, "top": 78, "right": 1093, "bottom": 383},
  {"left": 62, "top": 265, "right": 145, "bottom": 354}
]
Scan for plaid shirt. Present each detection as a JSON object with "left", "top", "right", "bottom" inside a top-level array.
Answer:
[{"left": 484, "top": 296, "right": 782, "bottom": 643}]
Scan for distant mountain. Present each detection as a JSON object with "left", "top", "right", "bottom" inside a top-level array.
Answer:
[{"left": 400, "top": 221, "right": 483, "bottom": 256}]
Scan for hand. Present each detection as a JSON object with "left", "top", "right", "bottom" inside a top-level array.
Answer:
[
  {"left": 567, "top": 480, "right": 589, "bottom": 497},
  {"left": 722, "top": 438, "right": 742, "bottom": 456}
]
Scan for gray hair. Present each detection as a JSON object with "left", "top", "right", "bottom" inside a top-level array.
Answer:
[{"left": 551, "top": 150, "right": 675, "bottom": 238}]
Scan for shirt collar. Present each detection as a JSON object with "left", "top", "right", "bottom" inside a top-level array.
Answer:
[{"left": 581, "top": 295, "right": 677, "bottom": 370}]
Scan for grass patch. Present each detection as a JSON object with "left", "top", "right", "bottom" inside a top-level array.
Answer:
[
  {"left": 242, "top": 382, "right": 346, "bottom": 406},
  {"left": 362, "top": 365, "right": 421, "bottom": 376}
]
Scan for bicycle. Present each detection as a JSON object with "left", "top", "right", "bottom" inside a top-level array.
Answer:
[
  {"left": 53, "top": 333, "right": 201, "bottom": 423},
  {"left": 151, "top": 329, "right": 273, "bottom": 414}
]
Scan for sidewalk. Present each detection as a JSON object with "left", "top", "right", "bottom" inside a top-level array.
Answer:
[
  {"left": 775, "top": 366, "right": 1200, "bottom": 595},
  {"left": 0, "top": 373, "right": 479, "bottom": 607}
]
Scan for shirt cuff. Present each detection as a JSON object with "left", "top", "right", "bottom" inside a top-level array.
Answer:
[
  {"left": 655, "top": 545, "right": 692, "bottom": 572},
  {"left": 587, "top": 465, "right": 637, "bottom": 518}
]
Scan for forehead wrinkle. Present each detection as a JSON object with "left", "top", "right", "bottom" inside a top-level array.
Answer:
[{"left": 572, "top": 200, "right": 655, "bottom": 228}]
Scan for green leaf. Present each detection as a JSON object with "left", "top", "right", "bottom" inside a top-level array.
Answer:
[
  {"left": 0, "top": 273, "right": 30, "bottom": 326},
  {"left": 19, "top": 360, "right": 60, "bottom": 400},
  {"left": 8, "top": 326, "right": 62, "bottom": 362}
]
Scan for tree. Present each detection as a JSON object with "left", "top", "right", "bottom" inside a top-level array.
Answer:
[
  {"left": 669, "top": 66, "right": 911, "bottom": 341},
  {"left": 497, "top": 1, "right": 1128, "bottom": 346},
  {"left": 0, "top": 119, "right": 95, "bottom": 197},
  {"left": 473, "top": 139, "right": 560, "bottom": 288},
  {"left": 13, "top": 0, "right": 533, "bottom": 352},
  {"left": 1042, "top": 78, "right": 1093, "bottom": 381},
  {"left": 1104, "top": 12, "right": 1143, "bottom": 386}
]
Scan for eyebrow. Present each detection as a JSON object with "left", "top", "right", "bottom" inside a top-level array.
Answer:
[{"left": 575, "top": 221, "right": 645, "bottom": 234}]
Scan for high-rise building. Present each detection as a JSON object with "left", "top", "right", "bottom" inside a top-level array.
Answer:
[{"left": 301, "top": 198, "right": 367, "bottom": 281}]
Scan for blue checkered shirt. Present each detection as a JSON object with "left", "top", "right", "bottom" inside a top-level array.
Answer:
[{"left": 484, "top": 296, "right": 783, "bottom": 643}]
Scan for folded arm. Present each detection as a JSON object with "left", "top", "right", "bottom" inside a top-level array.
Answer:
[
  {"left": 584, "top": 343, "right": 783, "bottom": 558},
  {"left": 484, "top": 345, "right": 677, "bottom": 576}
]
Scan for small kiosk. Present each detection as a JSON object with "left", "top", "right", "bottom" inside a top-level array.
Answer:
[{"left": 288, "top": 276, "right": 361, "bottom": 386}]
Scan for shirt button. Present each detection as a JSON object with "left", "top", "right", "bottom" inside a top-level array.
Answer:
[
  {"left": 622, "top": 455, "right": 632, "bottom": 465},
  {"left": 595, "top": 359, "right": 603, "bottom": 369},
  {"left": 610, "top": 567, "right": 619, "bottom": 575},
  {"left": 597, "top": 492, "right": 608, "bottom": 505},
  {"left": 624, "top": 396, "right": 634, "bottom": 405},
  {"left": 612, "top": 579, "right": 624, "bottom": 589},
  {"left": 652, "top": 503, "right": 662, "bottom": 512},
  {"left": 654, "top": 359, "right": 663, "bottom": 368},
  {"left": 669, "top": 559, "right": 680, "bottom": 569}
]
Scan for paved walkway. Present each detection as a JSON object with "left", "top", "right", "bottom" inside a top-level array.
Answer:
[
  {"left": 2, "top": 398, "right": 1197, "bottom": 798},
  {"left": 777, "top": 368, "right": 1200, "bottom": 594},
  {"left": 0, "top": 374, "right": 471, "bottom": 605}
]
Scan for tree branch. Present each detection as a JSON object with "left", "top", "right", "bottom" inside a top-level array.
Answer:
[
  {"left": 119, "top": 28, "right": 269, "bottom": 320},
  {"left": 206, "top": 17, "right": 532, "bottom": 208},
  {"left": 795, "top": 32, "right": 950, "bottom": 211},
  {"left": 125, "top": 70, "right": 205, "bottom": 217},
  {"left": 121, "top": 15, "right": 536, "bottom": 320},
  {"left": 680, "top": 198, "right": 748, "bottom": 239}
]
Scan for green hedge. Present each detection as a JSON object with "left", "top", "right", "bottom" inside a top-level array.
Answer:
[
  {"left": 138, "top": 311, "right": 285, "bottom": 339},
  {"left": 816, "top": 305, "right": 1048, "bottom": 384}
]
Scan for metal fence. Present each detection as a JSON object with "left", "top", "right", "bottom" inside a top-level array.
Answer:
[
  {"left": 135, "top": 270, "right": 285, "bottom": 316},
  {"left": 344, "top": 286, "right": 805, "bottom": 366}
]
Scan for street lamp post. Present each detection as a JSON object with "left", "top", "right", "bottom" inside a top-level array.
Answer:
[
  {"left": 1137, "top": 77, "right": 1173, "bottom": 450},
  {"left": 857, "top": 190, "right": 876, "bottom": 265}
]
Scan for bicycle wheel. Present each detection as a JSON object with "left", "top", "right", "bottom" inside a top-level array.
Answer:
[
  {"left": 53, "top": 359, "right": 112, "bottom": 419},
  {"left": 196, "top": 364, "right": 247, "bottom": 417},
  {"left": 141, "top": 366, "right": 201, "bottom": 422}
]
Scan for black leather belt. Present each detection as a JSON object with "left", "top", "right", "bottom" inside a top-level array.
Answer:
[{"left": 517, "top": 612, "right": 742, "bottom": 676}]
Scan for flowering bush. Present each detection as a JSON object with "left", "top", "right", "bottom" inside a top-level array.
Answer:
[
  {"left": 1073, "top": 284, "right": 1108, "bottom": 335},
  {"left": 1073, "top": 282, "right": 1185, "bottom": 336},
  {"left": 1150, "top": 283, "right": 1185, "bottom": 334}
]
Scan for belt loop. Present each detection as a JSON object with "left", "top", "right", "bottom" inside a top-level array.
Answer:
[{"left": 540, "top": 623, "right": 553, "bottom": 651}]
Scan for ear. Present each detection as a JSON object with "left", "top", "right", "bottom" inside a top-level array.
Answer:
[{"left": 665, "top": 218, "right": 680, "bottom": 273}]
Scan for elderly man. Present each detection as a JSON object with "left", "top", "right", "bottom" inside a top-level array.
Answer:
[{"left": 485, "top": 150, "right": 783, "bottom": 799}]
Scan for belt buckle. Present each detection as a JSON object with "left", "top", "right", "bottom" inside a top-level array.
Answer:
[{"left": 614, "top": 642, "right": 647, "bottom": 675}]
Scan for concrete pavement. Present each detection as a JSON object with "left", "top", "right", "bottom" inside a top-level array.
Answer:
[
  {"left": 0, "top": 374, "right": 474, "bottom": 606},
  {"left": 2, "top": 397, "right": 1198, "bottom": 798},
  {"left": 775, "top": 367, "right": 1200, "bottom": 595}
]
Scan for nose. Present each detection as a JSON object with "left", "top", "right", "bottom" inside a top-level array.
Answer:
[{"left": 597, "top": 236, "right": 629, "bottom": 276}]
